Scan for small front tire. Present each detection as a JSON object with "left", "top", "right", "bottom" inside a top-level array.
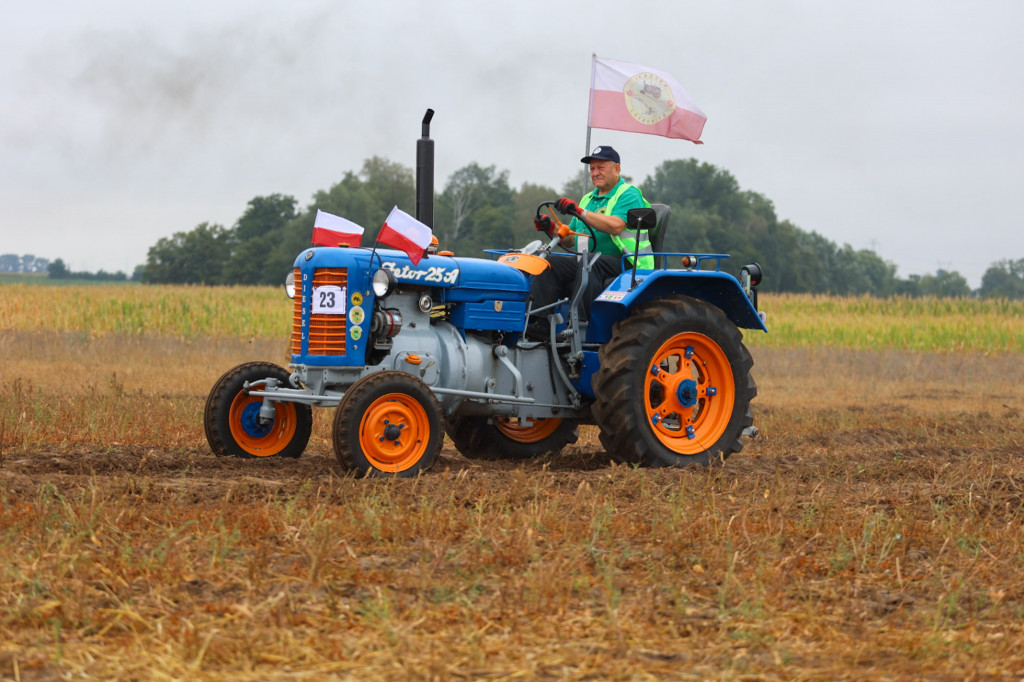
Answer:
[
  {"left": 332, "top": 371, "right": 444, "bottom": 477},
  {"left": 204, "top": 362, "right": 312, "bottom": 459}
]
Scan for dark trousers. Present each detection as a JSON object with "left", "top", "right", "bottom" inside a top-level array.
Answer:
[{"left": 529, "top": 253, "right": 622, "bottom": 323}]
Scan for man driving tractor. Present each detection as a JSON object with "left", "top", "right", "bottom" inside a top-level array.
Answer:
[{"left": 528, "top": 145, "right": 653, "bottom": 338}]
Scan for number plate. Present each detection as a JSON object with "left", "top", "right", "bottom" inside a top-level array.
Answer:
[{"left": 312, "top": 285, "right": 346, "bottom": 314}]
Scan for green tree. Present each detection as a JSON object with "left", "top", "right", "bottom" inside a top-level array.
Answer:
[
  {"left": 644, "top": 159, "right": 741, "bottom": 214},
  {"left": 359, "top": 156, "right": 416, "bottom": 217},
  {"left": 142, "top": 222, "right": 231, "bottom": 284},
  {"left": 223, "top": 194, "right": 299, "bottom": 285},
  {"left": 47, "top": 258, "right": 69, "bottom": 279},
  {"left": 510, "top": 181, "right": 560, "bottom": 249},
  {"left": 436, "top": 163, "right": 515, "bottom": 256},
  {"left": 640, "top": 159, "right": 779, "bottom": 282},
  {"left": 264, "top": 157, "right": 416, "bottom": 277},
  {"left": 915, "top": 269, "right": 971, "bottom": 297},
  {"left": 979, "top": 259, "right": 1024, "bottom": 299},
  {"left": 825, "top": 245, "right": 898, "bottom": 296},
  {"left": 233, "top": 194, "right": 298, "bottom": 242}
]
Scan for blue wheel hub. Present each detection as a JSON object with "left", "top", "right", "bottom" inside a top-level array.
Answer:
[
  {"left": 676, "top": 379, "right": 698, "bottom": 408},
  {"left": 239, "top": 402, "right": 272, "bottom": 439}
]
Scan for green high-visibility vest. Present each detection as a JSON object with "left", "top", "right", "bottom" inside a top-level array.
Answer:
[{"left": 579, "top": 183, "right": 655, "bottom": 269}]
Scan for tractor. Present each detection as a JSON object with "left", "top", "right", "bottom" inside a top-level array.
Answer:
[{"left": 203, "top": 110, "right": 767, "bottom": 477}]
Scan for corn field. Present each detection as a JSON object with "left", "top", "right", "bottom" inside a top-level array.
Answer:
[{"left": 3, "top": 284, "right": 1023, "bottom": 352}]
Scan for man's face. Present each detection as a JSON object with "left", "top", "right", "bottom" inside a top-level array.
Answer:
[{"left": 589, "top": 160, "right": 621, "bottom": 193}]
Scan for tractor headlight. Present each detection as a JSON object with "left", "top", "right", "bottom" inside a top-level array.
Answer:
[
  {"left": 741, "top": 263, "right": 763, "bottom": 288},
  {"left": 372, "top": 268, "right": 396, "bottom": 298},
  {"left": 740, "top": 263, "right": 763, "bottom": 309},
  {"left": 284, "top": 271, "right": 296, "bottom": 299}
]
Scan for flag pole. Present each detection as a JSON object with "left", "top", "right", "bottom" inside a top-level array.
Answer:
[
  {"left": 369, "top": 238, "right": 381, "bottom": 269},
  {"left": 585, "top": 53, "right": 597, "bottom": 155}
]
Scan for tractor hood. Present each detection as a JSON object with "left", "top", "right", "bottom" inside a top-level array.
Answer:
[{"left": 293, "top": 246, "right": 531, "bottom": 302}]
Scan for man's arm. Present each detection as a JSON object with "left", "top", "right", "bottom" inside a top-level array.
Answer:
[{"left": 577, "top": 209, "right": 625, "bottom": 236}]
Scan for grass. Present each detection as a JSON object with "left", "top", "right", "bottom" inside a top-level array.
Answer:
[
  {"left": 2, "top": 287, "right": 1024, "bottom": 678},
  {"left": 0, "top": 283, "right": 289, "bottom": 338},
  {"left": 4, "top": 284, "right": 1024, "bottom": 352},
  {"left": 749, "top": 293, "right": 1024, "bottom": 353}
]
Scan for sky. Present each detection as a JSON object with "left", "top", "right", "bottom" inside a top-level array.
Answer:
[{"left": 2, "top": 0, "right": 1022, "bottom": 287}]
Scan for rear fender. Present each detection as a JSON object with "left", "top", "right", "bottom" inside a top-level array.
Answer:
[{"left": 587, "top": 269, "right": 767, "bottom": 343}]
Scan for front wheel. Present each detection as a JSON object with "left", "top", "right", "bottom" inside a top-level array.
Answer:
[
  {"left": 204, "top": 362, "right": 312, "bottom": 458},
  {"left": 332, "top": 371, "right": 444, "bottom": 477},
  {"left": 446, "top": 416, "right": 579, "bottom": 460},
  {"left": 591, "top": 296, "right": 756, "bottom": 467}
]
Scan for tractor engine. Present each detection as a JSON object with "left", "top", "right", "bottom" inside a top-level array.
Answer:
[{"left": 286, "top": 246, "right": 573, "bottom": 421}]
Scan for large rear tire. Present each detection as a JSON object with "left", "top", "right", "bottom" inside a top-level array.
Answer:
[
  {"left": 446, "top": 417, "right": 579, "bottom": 460},
  {"left": 332, "top": 371, "right": 444, "bottom": 477},
  {"left": 591, "top": 296, "right": 756, "bottom": 467},
  {"left": 204, "top": 362, "right": 312, "bottom": 459}
]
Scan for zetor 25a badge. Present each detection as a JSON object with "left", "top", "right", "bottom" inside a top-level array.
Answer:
[{"left": 381, "top": 262, "right": 459, "bottom": 285}]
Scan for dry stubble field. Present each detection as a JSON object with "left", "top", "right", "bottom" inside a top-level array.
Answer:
[{"left": 2, "top": 288, "right": 1024, "bottom": 680}]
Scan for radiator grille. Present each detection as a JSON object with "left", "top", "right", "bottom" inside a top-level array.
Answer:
[{"left": 306, "top": 268, "right": 347, "bottom": 355}]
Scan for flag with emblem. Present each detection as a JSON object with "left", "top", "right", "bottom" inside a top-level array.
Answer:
[
  {"left": 588, "top": 56, "right": 706, "bottom": 143},
  {"left": 377, "top": 206, "right": 433, "bottom": 265}
]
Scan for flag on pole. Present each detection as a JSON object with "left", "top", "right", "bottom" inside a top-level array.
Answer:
[
  {"left": 377, "top": 206, "right": 433, "bottom": 265},
  {"left": 312, "top": 209, "right": 365, "bottom": 247},
  {"left": 588, "top": 56, "right": 706, "bottom": 144}
]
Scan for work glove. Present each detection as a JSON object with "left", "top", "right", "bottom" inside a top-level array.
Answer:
[
  {"left": 533, "top": 215, "right": 555, "bottom": 236},
  {"left": 555, "top": 197, "right": 581, "bottom": 217}
]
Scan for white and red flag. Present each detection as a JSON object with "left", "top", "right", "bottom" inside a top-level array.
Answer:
[
  {"left": 377, "top": 206, "right": 433, "bottom": 265},
  {"left": 588, "top": 56, "right": 706, "bottom": 144},
  {"left": 312, "top": 209, "right": 364, "bottom": 247}
]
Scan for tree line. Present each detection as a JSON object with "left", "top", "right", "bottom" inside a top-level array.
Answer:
[
  {"left": 116, "top": 156, "right": 1024, "bottom": 298},
  {"left": 47, "top": 258, "right": 129, "bottom": 281},
  {"left": 1, "top": 254, "right": 49, "bottom": 274}
]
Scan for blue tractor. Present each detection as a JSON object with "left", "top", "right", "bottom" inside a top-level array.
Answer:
[{"left": 203, "top": 111, "right": 767, "bottom": 477}]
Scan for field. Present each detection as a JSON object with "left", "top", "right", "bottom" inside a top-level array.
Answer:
[{"left": 2, "top": 286, "right": 1024, "bottom": 680}]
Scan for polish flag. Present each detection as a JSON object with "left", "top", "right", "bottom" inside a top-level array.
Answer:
[
  {"left": 312, "top": 209, "right": 364, "bottom": 247},
  {"left": 377, "top": 206, "right": 433, "bottom": 265},
  {"left": 588, "top": 56, "right": 706, "bottom": 144}
]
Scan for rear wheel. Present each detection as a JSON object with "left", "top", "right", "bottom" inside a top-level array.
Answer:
[
  {"left": 332, "top": 371, "right": 444, "bottom": 477},
  {"left": 447, "top": 416, "right": 578, "bottom": 460},
  {"left": 591, "top": 296, "right": 756, "bottom": 467},
  {"left": 204, "top": 362, "right": 312, "bottom": 458}
]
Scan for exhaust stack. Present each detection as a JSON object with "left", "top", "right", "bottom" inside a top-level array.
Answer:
[{"left": 416, "top": 109, "right": 434, "bottom": 228}]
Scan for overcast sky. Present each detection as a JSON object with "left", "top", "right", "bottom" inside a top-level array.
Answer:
[{"left": 2, "top": 0, "right": 1021, "bottom": 287}]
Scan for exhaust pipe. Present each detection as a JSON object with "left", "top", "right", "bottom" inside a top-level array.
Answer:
[{"left": 416, "top": 109, "right": 434, "bottom": 228}]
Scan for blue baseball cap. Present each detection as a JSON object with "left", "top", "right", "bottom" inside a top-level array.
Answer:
[{"left": 581, "top": 145, "right": 620, "bottom": 164}]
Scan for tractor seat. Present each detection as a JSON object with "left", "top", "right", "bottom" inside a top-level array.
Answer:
[
  {"left": 649, "top": 203, "right": 671, "bottom": 269},
  {"left": 602, "top": 203, "right": 672, "bottom": 291}
]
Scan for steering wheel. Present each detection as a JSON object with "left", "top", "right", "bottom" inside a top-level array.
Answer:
[
  {"left": 535, "top": 201, "right": 598, "bottom": 255},
  {"left": 519, "top": 239, "right": 544, "bottom": 255}
]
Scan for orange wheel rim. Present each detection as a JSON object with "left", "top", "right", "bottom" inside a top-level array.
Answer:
[
  {"left": 228, "top": 393, "right": 299, "bottom": 456},
  {"left": 643, "top": 332, "right": 734, "bottom": 455},
  {"left": 495, "top": 418, "right": 562, "bottom": 443},
  {"left": 358, "top": 393, "right": 430, "bottom": 472}
]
